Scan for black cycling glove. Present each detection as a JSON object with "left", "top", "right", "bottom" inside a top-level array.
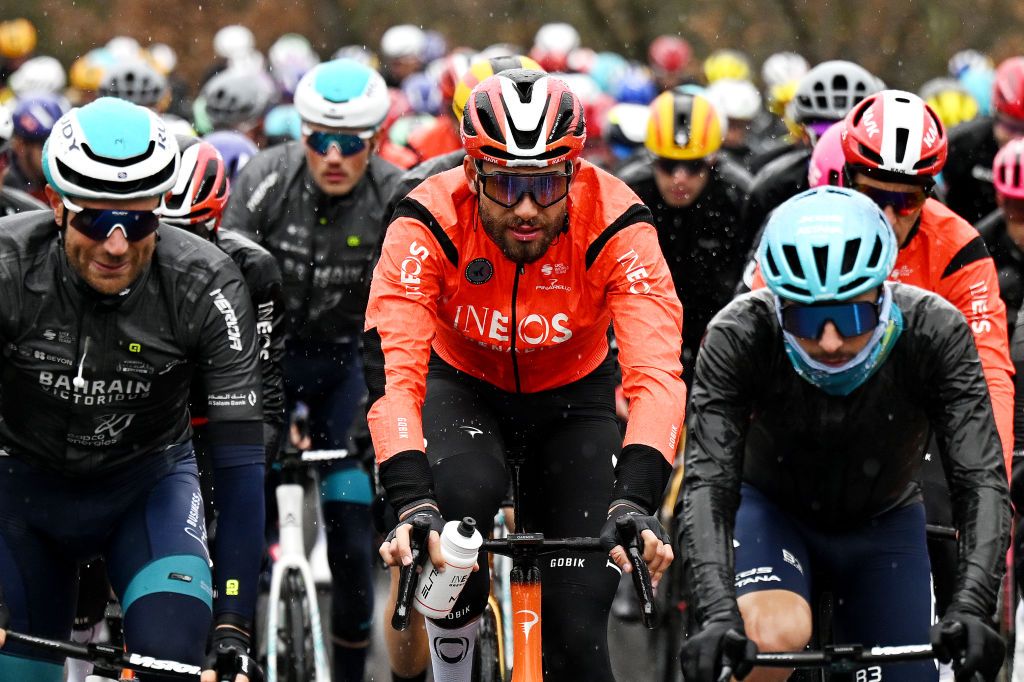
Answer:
[
  {"left": 204, "top": 615, "right": 264, "bottom": 682},
  {"left": 930, "top": 611, "right": 1005, "bottom": 682},
  {"left": 0, "top": 584, "right": 9, "bottom": 630},
  {"left": 387, "top": 505, "right": 446, "bottom": 544},
  {"left": 599, "top": 501, "right": 670, "bottom": 552},
  {"left": 680, "top": 618, "right": 757, "bottom": 682}
]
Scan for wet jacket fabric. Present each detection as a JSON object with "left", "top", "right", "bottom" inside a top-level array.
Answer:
[
  {"left": 682, "top": 285, "right": 1010, "bottom": 625},
  {"left": 221, "top": 141, "right": 403, "bottom": 342},
  {"left": 618, "top": 157, "right": 752, "bottom": 382},
  {"left": 944, "top": 117, "right": 999, "bottom": 225},
  {"left": 0, "top": 211, "right": 263, "bottom": 476},
  {"left": 752, "top": 199, "right": 1014, "bottom": 472},
  {"left": 364, "top": 160, "right": 686, "bottom": 464}
]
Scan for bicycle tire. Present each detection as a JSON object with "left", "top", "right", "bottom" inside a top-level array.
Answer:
[
  {"left": 277, "top": 568, "right": 316, "bottom": 682},
  {"left": 473, "top": 599, "right": 505, "bottom": 682}
]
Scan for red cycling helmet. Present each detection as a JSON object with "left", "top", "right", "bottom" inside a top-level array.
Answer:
[
  {"left": 994, "top": 137, "right": 1024, "bottom": 200},
  {"left": 461, "top": 69, "right": 586, "bottom": 168},
  {"left": 160, "top": 136, "right": 229, "bottom": 233},
  {"left": 648, "top": 35, "right": 691, "bottom": 75},
  {"left": 841, "top": 89, "right": 947, "bottom": 179},
  {"left": 993, "top": 56, "right": 1024, "bottom": 122}
]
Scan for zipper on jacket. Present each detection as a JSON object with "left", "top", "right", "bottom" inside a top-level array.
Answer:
[{"left": 509, "top": 264, "right": 523, "bottom": 393}]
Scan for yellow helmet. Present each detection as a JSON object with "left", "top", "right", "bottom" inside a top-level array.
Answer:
[
  {"left": 920, "top": 78, "right": 979, "bottom": 129},
  {"left": 451, "top": 54, "right": 543, "bottom": 121},
  {"left": 0, "top": 18, "right": 36, "bottom": 59},
  {"left": 645, "top": 89, "right": 723, "bottom": 160},
  {"left": 70, "top": 51, "right": 107, "bottom": 92},
  {"left": 703, "top": 49, "right": 750, "bottom": 84}
]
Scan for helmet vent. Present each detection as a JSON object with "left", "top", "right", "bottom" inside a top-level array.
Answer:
[
  {"left": 894, "top": 128, "right": 909, "bottom": 164},
  {"left": 764, "top": 247, "right": 780, "bottom": 278},
  {"left": 81, "top": 140, "right": 158, "bottom": 168},
  {"left": 841, "top": 238, "right": 861, "bottom": 272},
  {"left": 474, "top": 92, "right": 505, "bottom": 143},
  {"left": 548, "top": 92, "right": 575, "bottom": 143},
  {"left": 867, "top": 235, "right": 883, "bottom": 268},
  {"left": 812, "top": 245, "right": 829, "bottom": 285},
  {"left": 838, "top": 277, "right": 869, "bottom": 295},
  {"left": 783, "top": 244, "right": 804, "bottom": 279},
  {"left": 856, "top": 143, "right": 884, "bottom": 165}
]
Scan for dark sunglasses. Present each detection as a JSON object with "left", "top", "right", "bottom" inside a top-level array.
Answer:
[
  {"left": 852, "top": 183, "right": 929, "bottom": 217},
  {"left": 781, "top": 301, "right": 880, "bottom": 340},
  {"left": 654, "top": 157, "right": 709, "bottom": 176},
  {"left": 302, "top": 125, "right": 373, "bottom": 156},
  {"left": 476, "top": 168, "right": 572, "bottom": 208},
  {"left": 63, "top": 197, "right": 160, "bottom": 242},
  {"left": 996, "top": 115, "right": 1024, "bottom": 136}
]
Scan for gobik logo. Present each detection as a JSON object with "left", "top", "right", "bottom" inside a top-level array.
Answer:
[{"left": 433, "top": 636, "right": 470, "bottom": 664}]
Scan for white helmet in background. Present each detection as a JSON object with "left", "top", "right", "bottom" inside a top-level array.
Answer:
[
  {"left": 380, "top": 24, "right": 426, "bottom": 61},
  {"left": 761, "top": 52, "right": 809, "bottom": 89},
  {"left": 149, "top": 43, "right": 178, "bottom": 74},
  {"left": 8, "top": 55, "right": 66, "bottom": 96},
  {"left": 707, "top": 78, "right": 763, "bottom": 122},
  {"left": 106, "top": 36, "right": 142, "bottom": 62},
  {"left": 214, "top": 25, "right": 256, "bottom": 61},
  {"left": 534, "top": 23, "right": 580, "bottom": 53},
  {"left": 0, "top": 105, "right": 13, "bottom": 148}
]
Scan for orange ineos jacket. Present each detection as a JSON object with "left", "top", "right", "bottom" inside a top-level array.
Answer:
[
  {"left": 753, "top": 198, "right": 1014, "bottom": 473},
  {"left": 364, "top": 160, "right": 686, "bottom": 464}
]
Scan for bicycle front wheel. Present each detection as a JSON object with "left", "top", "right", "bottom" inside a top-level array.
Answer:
[
  {"left": 276, "top": 568, "right": 317, "bottom": 682},
  {"left": 474, "top": 597, "right": 506, "bottom": 681}
]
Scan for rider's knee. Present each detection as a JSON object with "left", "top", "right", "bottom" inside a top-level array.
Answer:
[{"left": 738, "top": 589, "right": 812, "bottom": 654}]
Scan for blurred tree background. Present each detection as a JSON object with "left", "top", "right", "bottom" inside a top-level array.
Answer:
[{"left": 4, "top": 0, "right": 1024, "bottom": 91}]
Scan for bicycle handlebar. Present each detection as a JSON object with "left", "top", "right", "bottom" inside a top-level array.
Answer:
[
  {"left": 5, "top": 630, "right": 204, "bottom": 679},
  {"left": 390, "top": 516, "right": 432, "bottom": 631},
  {"left": 718, "top": 643, "right": 935, "bottom": 681}
]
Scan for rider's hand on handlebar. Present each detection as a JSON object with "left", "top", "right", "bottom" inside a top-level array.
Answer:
[
  {"left": 680, "top": 618, "right": 757, "bottom": 682},
  {"left": 600, "top": 502, "right": 673, "bottom": 587},
  {"left": 379, "top": 504, "right": 446, "bottom": 569},
  {"left": 930, "top": 611, "right": 1005, "bottom": 682},
  {"left": 202, "top": 618, "right": 263, "bottom": 682}
]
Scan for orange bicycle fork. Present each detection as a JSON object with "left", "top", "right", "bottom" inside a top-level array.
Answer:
[{"left": 510, "top": 559, "right": 543, "bottom": 682}]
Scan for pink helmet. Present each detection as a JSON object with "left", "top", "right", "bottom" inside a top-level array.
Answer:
[
  {"left": 993, "top": 137, "right": 1024, "bottom": 200},
  {"left": 807, "top": 121, "right": 847, "bottom": 188}
]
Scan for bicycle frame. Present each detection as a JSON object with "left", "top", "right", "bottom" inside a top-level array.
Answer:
[
  {"left": 264, "top": 451, "right": 332, "bottom": 682},
  {"left": 509, "top": 560, "right": 543, "bottom": 681}
]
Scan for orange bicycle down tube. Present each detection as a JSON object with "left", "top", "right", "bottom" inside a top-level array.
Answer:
[{"left": 511, "top": 563, "right": 543, "bottom": 682}]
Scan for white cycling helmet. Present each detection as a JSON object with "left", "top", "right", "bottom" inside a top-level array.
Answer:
[
  {"left": 707, "top": 78, "right": 762, "bottom": 122},
  {"left": 105, "top": 36, "right": 142, "bottom": 62},
  {"left": 201, "top": 68, "right": 275, "bottom": 130},
  {"left": 214, "top": 25, "right": 255, "bottom": 60},
  {"left": 148, "top": 43, "right": 178, "bottom": 75},
  {"left": 43, "top": 97, "right": 180, "bottom": 200},
  {"left": 9, "top": 55, "right": 66, "bottom": 96},
  {"left": 293, "top": 58, "right": 389, "bottom": 130},
  {"left": 761, "top": 52, "right": 809, "bottom": 89},
  {"left": 792, "top": 60, "right": 884, "bottom": 124},
  {"left": 380, "top": 24, "right": 426, "bottom": 61},
  {"left": 0, "top": 105, "right": 13, "bottom": 148},
  {"left": 534, "top": 23, "right": 580, "bottom": 53},
  {"left": 99, "top": 60, "right": 169, "bottom": 109}
]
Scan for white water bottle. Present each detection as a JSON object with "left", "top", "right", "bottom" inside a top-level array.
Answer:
[{"left": 413, "top": 517, "right": 483, "bottom": 619}]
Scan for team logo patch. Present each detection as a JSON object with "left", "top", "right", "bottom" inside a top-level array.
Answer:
[{"left": 465, "top": 258, "right": 493, "bottom": 284}]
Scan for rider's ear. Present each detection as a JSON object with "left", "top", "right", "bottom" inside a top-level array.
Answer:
[{"left": 463, "top": 156, "right": 478, "bottom": 195}]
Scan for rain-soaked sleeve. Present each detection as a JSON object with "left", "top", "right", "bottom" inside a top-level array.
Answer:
[
  {"left": 597, "top": 218, "right": 686, "bottom": 463},
  {"left": 681, "top": 298, "right": 759, "bottom": 625},
  {"left": 936, "top": 256, "right": 1014, "bottom": 477},
  {"left": 362, "top": 206, "right": 447, "bottom": 465}
]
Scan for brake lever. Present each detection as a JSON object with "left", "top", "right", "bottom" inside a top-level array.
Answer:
[
  {"left": 616, "top": 516, "right": 657, "bottom": 629},
  {"left": 391, "top": 516, "right": 431, "bottom": 631}
]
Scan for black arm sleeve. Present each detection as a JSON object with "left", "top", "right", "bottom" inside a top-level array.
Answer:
[
  {"left": 680, "top": 309, "right": 756, "bottom": 626},
  {"left": 926, "top": 303, "right": 1012, "bottom": 619}
]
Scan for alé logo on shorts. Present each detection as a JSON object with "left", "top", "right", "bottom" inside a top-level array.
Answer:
[
  {"left": 209, "top": 288, "right": 244, "bottom": 351},
  {"left": 451, "top": 305, "right": 572, "bottom": 350}
]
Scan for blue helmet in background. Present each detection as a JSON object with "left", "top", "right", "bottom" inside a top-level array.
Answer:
[
  {"left": 203, "top": 130, "right": 258, "bottom": 179},
  {"left": 13, "top": 93, "right": 68, "bottom": 142},
  {"left": 759, "top": 186, "right": 897, "bottom": 304}
]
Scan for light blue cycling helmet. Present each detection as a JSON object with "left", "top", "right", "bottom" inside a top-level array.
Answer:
[
  {"left": 43, "top": 97, "right": 179, "bottom": 200},
  {"left": 758, "top": 186, "right": 896, "bottom": 304},
  {"left": 293, "top": 58, "right": 389, "bottom": 129}
]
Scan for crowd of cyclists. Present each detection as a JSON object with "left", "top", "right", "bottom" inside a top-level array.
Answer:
[{"left": 0, "top": 12, "right": 1020, "bottom": 682}]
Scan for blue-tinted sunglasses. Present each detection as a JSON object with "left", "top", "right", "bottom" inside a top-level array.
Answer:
[
  {"left": 62, "top": 197, "right": 160, "bottom": 242},
  {"left": 302, "top": 124, "right": 373, "bottom": 156},
  {"left": 781, "top": 301, "right": 880, "bottom": 340}
]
